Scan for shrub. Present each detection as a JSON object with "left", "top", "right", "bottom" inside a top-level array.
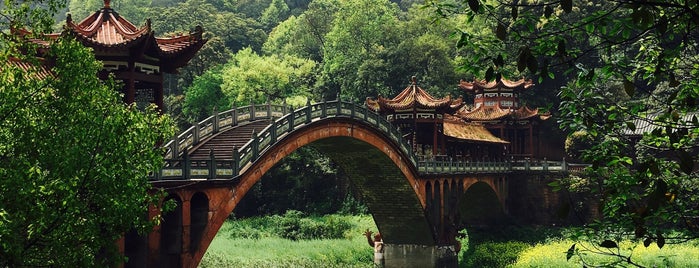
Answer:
[
  {"left": 275, "top": 210, "right": 354, "bottom": 240},
  {"left": 462, "top": 241, "right": 530, "bottom": 268}
]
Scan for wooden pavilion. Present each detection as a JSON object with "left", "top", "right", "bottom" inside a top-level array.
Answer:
[
  {"left": 456, "top": 78, "right": 551, "bottom": 158},
  {"left": 22, "top": 0, "right": 206, "bottom": 110},
  {"left": 366, "top": 77, "right": 509, "bottom": 159}
]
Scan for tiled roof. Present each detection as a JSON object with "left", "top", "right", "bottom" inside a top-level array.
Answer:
[
  {"left": 22, "top": 1, "right": 206, "bottom": 63},
  {"left": 366, "top": 76, "right": 464, "bottom": 113},
  {"left": 456, "top": 104, "right": 550, "bottom": 122},
  {"left": 6, "top": 57, "right": 53, "bottom": 80},
  {"left": 443, "top": 115, "right": 509, "bottom": 144},
  {"left": 459, "top": 77, "right": 534, "bottom": 92}
]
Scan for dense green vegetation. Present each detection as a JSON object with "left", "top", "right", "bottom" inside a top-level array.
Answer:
[
  {"left": 0, "top": 2, "right": 174, "bottom": 266},
  {"left": 200, "top": 214, "right": 699, "bottom": 267}
]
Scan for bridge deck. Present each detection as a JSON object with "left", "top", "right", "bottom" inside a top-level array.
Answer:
[{"left": 152, "top": 101, "right": 582, "bottom": 182}]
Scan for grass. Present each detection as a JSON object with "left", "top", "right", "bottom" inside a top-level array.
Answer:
[
  {"left": 199, "top": 214, "right": 375, "bottom": 268},
  {"left": 514, "top": 239, "right": 699, "bottom": 267},
  {"left": 199, "top": 214, "right": 699, "bottom": 268}
]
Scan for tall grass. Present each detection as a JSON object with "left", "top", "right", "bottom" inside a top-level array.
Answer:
[
  {"left": 199, "top": 214, "right": 699, "bottom": 268},
  {"left": 199, "top": 213, "right": 375, "bottom": 268}
]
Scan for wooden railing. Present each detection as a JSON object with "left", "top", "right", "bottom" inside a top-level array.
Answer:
[{"left": 152, "top": 100, "right": 582, "bottom": 181}]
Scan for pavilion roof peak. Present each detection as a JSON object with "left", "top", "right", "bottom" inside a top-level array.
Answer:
[{"left": 366, "top": 77, "right": 463, "bottom": 113}]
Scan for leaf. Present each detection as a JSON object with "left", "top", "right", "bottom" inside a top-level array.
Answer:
[
  {"left": 468, "top": 0, "right": 480, "bottom": 13},
  {"left": 644, "top": 238, "right": 652, "bottom": 247},
  {"left": 511, "top": 6, "right": 518, "bottom": 19},
  {"left": 626, "top": 122, "right": 636, "bottom": 132},
  {"left": 544, "top": 6, "right": 553, "bottom": 18},
  {"left": 600, "top": 240, "right": 618, "bottom": 248},
  {"left": 678, "top": 150, "right": 694, "bottom": 175},
  {"left": 566, "top": 244, "right": 576, "bottom": 261},
  {"left": 669, "top": 73, "right": 680, "bottom": 87},
  {"left": 485, "top": 66, "right": 495, "bottom": 82},
  {"left": 557, "top": 40, "right": 566, "bottom": 56},
  {"left": 517, "top": 47, "right": 529, "bottom": 72},
  {"left": 623, "top": 79, "right": 635, "bottom": 97},
  {"left": 494, "top": 54, "right": 504, "bottom": 67},
  {"left": 561, "top": 0, "right": 572, "bottom": 13},
  {"left": 527, "top": 55, "right": 538, "bottom": 73},
  {"left": 657, "top": 231, "right": 665, "bottom": 249},
  {"left": 496, "top": 22, "right": 507, "bottom": 40}
]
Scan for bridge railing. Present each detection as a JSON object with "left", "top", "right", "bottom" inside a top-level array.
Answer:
[
  {"left": 153, "top": 100, "right": 580, "bottom": 181},
  {"left": 163, "top": 102, "right": 288, "bottom": 159},
  {"left": 417, "top": 155, "right": 572, "bottom": 174},
  {"left": 153, "top": 99, "right": 418, "bottom": 181}
]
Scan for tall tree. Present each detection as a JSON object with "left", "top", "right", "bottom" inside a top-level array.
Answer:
[{"left": 433, "top": 0, "right": 699, "bottom": 265}]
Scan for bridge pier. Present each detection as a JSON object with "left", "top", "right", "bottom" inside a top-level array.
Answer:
[{"left": 381, "top": 244, "right": 458, "bottom": 268}]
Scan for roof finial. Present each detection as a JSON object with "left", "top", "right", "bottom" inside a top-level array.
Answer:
[
  {"left": 410, "top": 76, "right": 417, "bottom": 85},
  {"left": 104, "top": 0, "right": 111, "bottom": 8}
]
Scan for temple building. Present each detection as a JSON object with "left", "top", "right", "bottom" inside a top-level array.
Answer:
[
  {"left": 456, "top": 78, "right": 551, "bottom": 158},
  {"left": 366, "top": 77, "right": 509, "bottom": 159},
  {"left": 20, "top": 0, "right": 206, "bottom": 110}
]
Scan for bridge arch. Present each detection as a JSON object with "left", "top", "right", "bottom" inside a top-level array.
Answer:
[
  {"left": 457, "top": 181, "right": 506, "bottom": 227},
  {"left": 168, "top": 117, "right": 437, "bottom": 266}
]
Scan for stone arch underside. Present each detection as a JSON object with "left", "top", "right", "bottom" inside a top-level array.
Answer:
[
  {"left": 457, "top": 181, "right": 506, "bottom": 226},
  {"left": 184, "top": 119, "right": 437, "bottom": 266}
]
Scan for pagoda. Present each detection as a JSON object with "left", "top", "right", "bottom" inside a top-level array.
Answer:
[
  {"left": 24, "top": 0, "right": 206, "bottom": 110},
  {"left": 366, "top": 77, "right": 508, "bottom": 158},
  {"left": 456, "top": 78, "right": 551, "bottom": 158}
]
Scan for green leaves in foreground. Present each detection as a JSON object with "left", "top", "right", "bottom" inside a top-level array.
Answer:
[{"left": 0, "top": 37, "right": 174, "bottom": 267}]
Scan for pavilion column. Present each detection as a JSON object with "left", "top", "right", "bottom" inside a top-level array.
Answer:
[
  {"left": 432, "top": 119, "right": 438, "bottom": 156},
  {"left": 528, "top": 124, "right": 534, "bottom": 157},
  {"left": 126, "top": 61, "right": 136, "bottom": 104},
  {"left": 155, "top": 75, "right": 164, "bottom": 112}
]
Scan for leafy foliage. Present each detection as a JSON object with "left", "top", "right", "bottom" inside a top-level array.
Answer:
[
  {"left": 431, "top": 0, "right": 699, "bottom": 265},
  {"left": 0, "top": 37, "right": 174, "bottom": 266}
]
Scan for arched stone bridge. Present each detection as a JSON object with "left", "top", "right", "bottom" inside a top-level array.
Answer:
[{"left": 127, "top": 100, "right": 583, "bottom": 268}]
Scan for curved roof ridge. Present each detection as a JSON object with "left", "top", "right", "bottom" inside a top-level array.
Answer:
[{"left": 459, "top": 77, "right": 534, "bottom": 92}]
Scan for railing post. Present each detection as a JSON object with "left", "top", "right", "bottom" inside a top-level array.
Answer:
[
  {"left": 282, "top": 99, "right": 287, "bottom": 114},
  {"left": 193, "top": 123, "right": 200, "bottom": 144},
  {"left": 213, "top": 107, "right": 220, "bottom": 133},
  {"left": 305, "top": 99, "right": 312, "bottom": 124},
  {"left": 336, "top": 93, "right": 341, "bottom": 115},
  {"left": 562, "top": 157, "right": 567, "bottom": 172},
  {"left": 350, "top": 102, "right": 356, "bottom": 118},
  {"left": 267, "top": 96, "right": 272, "bottom": 119},
  {"left": 270, "top": 120, "right": 277, "bottom": 143},
  {"left": 170, "top": 135, "right": 178, "bottom": 158},
  {"left": 250, "top": 99, "right": 256, "bottom": 121},
  {"left": 288, "top": 106, "right": 295, "bottom": 133},
  {"left": 209, "top": 148, "right": 216, "bottom": 180},
  {"left": 321, "top": 98, "right": 327, "bottom": 118},
  {"left": 232, "top": 106, "right": 238, "bottom": 126},
  {"left": 183, "top": 150, "right": 190, "bottom": 180},
  {"left": 252, "top": 129, "right": 259, "bottom": 160},
  {"left": 363, "top": 104, "right": 368, "bottom": 120},
  {"left": 525, "top": 158, "right": 530, "bottom": 171},
  {"left": 543, "top": 157, "right": 548, "bottom": 171},
  {"left": 232, "top": 145, "right": 239, "bottom": 176}
]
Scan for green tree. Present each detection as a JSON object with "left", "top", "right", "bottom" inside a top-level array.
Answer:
[
  {"left": 261, "top": 0, "right": 290, "bottom": 30},
  {"left": 320, "top": 0, "right": 402, "bottom": 101},
  {"left": 221, "top": 47, "right": 316, "bottom": 106},
  {"left": 435, "top": 0, "right": 699, "bottom": 265},
  {"left": 0, "top": 1, "right": 174, "bottom": 265},
  {"left": 182, "top": 65, "right": 229, "bottom": 122}
]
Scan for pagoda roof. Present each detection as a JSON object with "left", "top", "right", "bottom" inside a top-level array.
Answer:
[
  {"left": 442, "top": 115, "right": 509, "bottom": 144},
  {"left": 21, "top": 0, "right": 206, "bottom": 72},
  {"left": 366, "top": 76, "right": 464, "bottom": 113},
  {"left": 456, "top": 104, "right": 550, "bottom": 122},
  {"left": 6, "top": 57, "right": 54, "bottom": 80},
  {"left": 459, "top": 77, "right": 534, "bottom": 92}
]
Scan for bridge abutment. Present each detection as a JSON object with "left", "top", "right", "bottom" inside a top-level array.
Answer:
[{"left": 381, "top": 244, "right": 458, "bottom": 268}]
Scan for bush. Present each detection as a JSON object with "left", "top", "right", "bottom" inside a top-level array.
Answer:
[
  {"left": 275, "top": 210, "right": 354, "bottom": 240},
  {"left": 462, "top": 241, "right": 530, "bottom": 268}
]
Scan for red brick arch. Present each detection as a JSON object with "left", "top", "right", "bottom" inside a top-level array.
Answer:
[{"left": 169, "top": 118, "right": 434, "bottom": 267}]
